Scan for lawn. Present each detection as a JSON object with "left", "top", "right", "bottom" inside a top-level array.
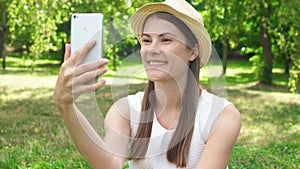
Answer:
[{"left": 0, "top": 56, "right": 299, "bottom": 168}]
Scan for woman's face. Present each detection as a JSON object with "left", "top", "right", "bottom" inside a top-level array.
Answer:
[{"left": 141, "top": 15, "right": 197, "bottom": 82}]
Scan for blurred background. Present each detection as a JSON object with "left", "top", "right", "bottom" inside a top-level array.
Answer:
[{"left": 0, "top": 0, "right": 299, "bottom": 168}]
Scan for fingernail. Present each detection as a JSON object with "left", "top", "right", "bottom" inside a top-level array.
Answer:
[
  {"left": 102, "top": 58, "right": 109, "bottom": 64},
  {"left": 88, "top": 40, "right": 96, "bottom": 45},
  {"left": 100, "top": 79, "right": 106, "bottom": 85},
  {"left": 65, "top": 44, "right": 70, "bottom": 50}
]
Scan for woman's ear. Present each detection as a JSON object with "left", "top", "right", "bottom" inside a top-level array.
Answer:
[{"left": 188, "top": 44, "right": 199, "bottom": 61}]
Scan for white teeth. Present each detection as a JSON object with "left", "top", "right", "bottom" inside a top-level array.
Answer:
[{"left": 148, "top": 61, "right": 168, "bottom": 66}]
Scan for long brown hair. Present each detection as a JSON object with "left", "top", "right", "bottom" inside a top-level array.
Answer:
[{"left": 129, "top": 12, "right": 201, "bottom": 168}]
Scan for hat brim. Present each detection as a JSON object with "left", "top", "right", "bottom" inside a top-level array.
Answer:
[{"left": 130, "top": 3, "right": 212, "bottom": 67}]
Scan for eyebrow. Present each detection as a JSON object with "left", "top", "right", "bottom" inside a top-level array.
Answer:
[
  {"left": 142, "top": 32, "right": 190, "bottom": 48},
  {"left": 142, "top": 32, "right": 177, "bottom": 38}
]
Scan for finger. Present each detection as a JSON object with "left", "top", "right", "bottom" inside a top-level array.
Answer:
[
  {"left": 98, "top": 58, "right": 109, "bottom": 68},
  {"left": 73, "top": 79, "right": 106, "bottom": 95},
  {"left": 73, "top": 68, "right": 108, "bottom": 86},
  {"left": 74, "top": 40, "right": 97, "bottom": 64},
  {"left": 74, "top": 58, "right": 109, "bottom": 77},
  {"left": 74, "top": 61, "right": 99, "bottom": 77},
  {"left": 64, "top": 44, "right": 71, "bottom": 61}
]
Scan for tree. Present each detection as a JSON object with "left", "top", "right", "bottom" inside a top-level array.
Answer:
[
  {"left": 3, "top": 0, "right": 297, "bottom": 92},
  {"left": 70, "top": 0, "right": 150, "bottom": 71},
  {"left": 4, "top": 0, "right": 159, "bottom": 71},
  {"left": 190, "top": 0, "right": 242, "bottom": 75},
  {"left": 276, "top": 0, "right": 300, "bottom": 92},
  {"left": 233, "top": 0, "right": 285, "bottom": 85},
  {"left": 6, "top": 0, "right": 72, "bottom": 69},
  {"left": 259, "top": 4, "right": 274, "bottom": 84},
  {"left": 194, "top": 0, "right": 298, "bottom": 90},
  {"left": 0, "top": 0, "right": 8, "bottom": 69},
  {"left": 241, "top": 0, "right": 299, "bottom": 89}
]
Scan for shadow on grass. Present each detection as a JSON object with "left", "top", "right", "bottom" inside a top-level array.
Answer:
[
  {"left": 226, "top": 88, "right": 300, "bottom": 145},
  {"left": 0, "top": 65, "right": 60, "bottom": 76},
  {"left": 225, "top": 71, "right": 294, "bottom": 93},
  {"left": 0, "top": 69, "right": 29, "bottom": 75},
  {"left": 0, "top": 86, "right": 56, "bottom": 116},
  {"left": 34, "top": 62, "right": 61, "bottom": 68},
  {"left": 246, "top": 82, "right": 290, "bottom": 92},
  {"left": 1, "top": 56, "right": 61, "bottom": 76},
  {"left": 0, "top": 83, "right": 147, "bottom": 148},
  {"left": 1, "top": 80, "right": 299, "bottom": 168},
  {"left": 226, "top": 72, "right": 256, "bottom": 85},
  {"left": 0, "top": 85, "right": 91, "bottom": 168}
]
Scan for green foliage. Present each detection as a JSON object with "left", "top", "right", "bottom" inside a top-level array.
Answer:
[
  {"left": 1, "top": 0, "right": 300, "bottom": 86},
  {"left": 273, "top": 0, "right": 300, "bottom": 92},
  {"left": 4, "top": 0, "right": 148, "bottom": 70},
  {"left": 63, "top": 0, "right": 148, "bottom": 71},
  {"left": 249, "top": 55, "right": 265, "bottom": 80},
  {"left": 7, "top": 0, "right": 71, "bottom": 59},
  {"left": 241, "top": 47, "right": 265, "bottom": 81},
  {"left": 288, "top": 73, "right": 299, "bottom": 93}
]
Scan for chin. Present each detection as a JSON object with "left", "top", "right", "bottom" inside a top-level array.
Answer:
[{"left": 146, "top": 71, "right": 170, "bottom": 82}]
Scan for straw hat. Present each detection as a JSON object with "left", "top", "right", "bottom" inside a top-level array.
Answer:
[{"left": 130, "top": 0, "right": 212, "bottom": 67}]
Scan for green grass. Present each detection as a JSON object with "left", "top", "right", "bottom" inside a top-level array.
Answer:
[{"left": 0, "top": 56, "right": 299, "bottom": 168}]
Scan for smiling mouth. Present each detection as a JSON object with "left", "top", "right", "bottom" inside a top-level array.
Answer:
[{"left": 148, "top": 60, "right": 168, "bottom": 66}]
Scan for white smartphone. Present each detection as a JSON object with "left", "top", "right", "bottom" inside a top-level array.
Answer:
[{"left": 71, "top": 13, "right": 104, "bottom": 65}]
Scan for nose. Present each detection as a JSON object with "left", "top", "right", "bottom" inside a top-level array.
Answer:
[{"left": 145, "top": 39, "right": 162, "bottom": 55}]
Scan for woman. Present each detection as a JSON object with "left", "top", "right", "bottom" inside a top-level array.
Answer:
[{"left": 53, "top": 0, "right": 242, "bottom": 168}]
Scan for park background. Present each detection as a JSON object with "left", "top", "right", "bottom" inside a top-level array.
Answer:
[{"left": 0, "top": 0, "right": 299, "bottom": 168}]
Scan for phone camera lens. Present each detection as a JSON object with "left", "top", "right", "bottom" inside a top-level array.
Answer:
[{"left": 73, "top": 15, "right": 77, "bottom": 19}]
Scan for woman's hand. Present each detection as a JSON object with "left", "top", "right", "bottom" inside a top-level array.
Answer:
[{"left": 53, "top": 41, "right": 108, "bottom": 108}]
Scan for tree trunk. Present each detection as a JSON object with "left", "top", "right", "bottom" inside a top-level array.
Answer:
[
  {"left": 221, "top": 36, "right": 228, "bottom": 75},
  {"left": 2, "top": 55, "right": 5, "bottom": 69},
  {"left": 0, "top": 1, "right": 7, "bottom": 70},
  {"left": 221, "top": 6, "right": 229, "bottom": 76},
  {"left": 0, "top": 29, "right": 4, "bottom": 69},
  {"left": 259, "top": 22, "right": 273, "bottom": 84},
  {"left": 284, "top": 55, "right": 290, "bottom": 74}
]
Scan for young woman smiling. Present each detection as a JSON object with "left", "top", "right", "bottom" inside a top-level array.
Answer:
[{"left": 53, "top": 0, "right": 242, "bottom": 168}]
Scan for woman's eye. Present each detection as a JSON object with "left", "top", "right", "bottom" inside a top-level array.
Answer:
[
  {"left": 142, "top": 38, "right": 151, "bottom": 44},
  {"left": 162, "top": 38, "right": 172, "bottom": 43}
]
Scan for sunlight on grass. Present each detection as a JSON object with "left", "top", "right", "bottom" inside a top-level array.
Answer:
[
  {"left": 0, "top": 75, "right": 58, "bottom": 89},
  {"left": 1, "top": 57, "right": 299, "bottom": 168}
]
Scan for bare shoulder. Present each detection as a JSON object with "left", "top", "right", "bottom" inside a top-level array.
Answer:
[
  {"left": 103, "top": 97, "right": 131, "bottom": 166},
  {"left": 105, "top": 97, "right": 130, "bottom": 120},
  {"left": 196, "top": 105, "right": 242, "bottom": 168},
  {"left": 209, "top": 104, "right": 242, "bottom": 146},
  {"left": 221, "top": 104, "right": 241, "bottom": 125},
  {"left": 222, "top": 104, "right": 241, "bottom": 129}
]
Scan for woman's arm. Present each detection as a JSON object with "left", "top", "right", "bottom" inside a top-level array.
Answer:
[
  {"left": 104, "top": 97, "right": 131, "bottom": 164},
  {"left": 60, "top": 104, "right": 128, "bottom": 169},
  {"left": 196, "top": 105, "right": 242, "bottom": 169},
  {"left": 53, "top": 42, "right": 130, "bottom": 169},
  {"left": 60, "top": 99, "right": 130, "bottom": 169}
]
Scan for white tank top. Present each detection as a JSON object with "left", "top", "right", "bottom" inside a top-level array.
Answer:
[{"left": 127, "top": 89, "right": 232, "bottom": 169}]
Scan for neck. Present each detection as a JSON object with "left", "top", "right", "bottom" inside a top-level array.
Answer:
[{"left": 154, "top": 75, "right": 188, "bottom": 115}]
